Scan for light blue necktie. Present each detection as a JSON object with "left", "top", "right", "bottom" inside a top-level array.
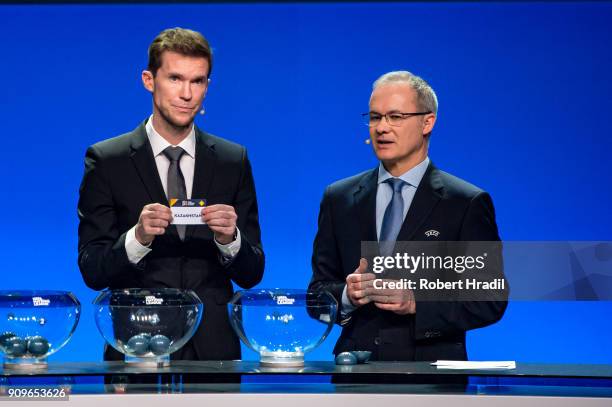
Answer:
[{"left": 379, "top": 178, "right": 407, "bottom": 255}]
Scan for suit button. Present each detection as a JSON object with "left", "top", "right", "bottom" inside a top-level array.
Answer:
[{"left": 374, "top": 337, "right": 381, "bottom": 345}]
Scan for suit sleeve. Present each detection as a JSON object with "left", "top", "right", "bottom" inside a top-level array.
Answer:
[
  {"left": 77, "top": 145, "right": 137, "bottom": 290},
  {"left": 224, "top": 149, "right": 265, "bottom": 288},
  {"left": 415, "top": 192, "right": 509, "bottom": 340},
  {"left": 309, "top": 187, "right": 346, "bottom": 321}
]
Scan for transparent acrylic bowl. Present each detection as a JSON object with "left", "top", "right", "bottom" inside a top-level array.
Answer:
[
  {"left": 93, "top": 288, "right": 203, "bottom": 366},
  {"left": 0, "top": 290, "right": 81, "bottom": 370},
  {"left": 228, "top": 289, "right": 337, "bottom": 367}
]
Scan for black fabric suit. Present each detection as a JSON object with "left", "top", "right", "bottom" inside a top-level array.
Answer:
[
  {"left": 309, "top": 162, "right": 507, "bottom": 361},
  {"left": 78, "top": 120, "right": 264, "bottom": 361}
]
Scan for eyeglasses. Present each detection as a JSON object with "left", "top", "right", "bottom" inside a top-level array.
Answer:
[{"left": 362, "top": 111, "right": 432, "bottom": 127}]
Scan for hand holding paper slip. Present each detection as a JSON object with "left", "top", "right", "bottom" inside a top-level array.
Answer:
[{"left": 432, "top": 360, "right": 516, "bottom": 370}]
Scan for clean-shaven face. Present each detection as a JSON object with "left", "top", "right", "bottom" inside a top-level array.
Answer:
[
  {"left": 369, "top": 83, "right": 435, "bottom": 174},
  {"left": 145, "top": 51, "right": 209, "bottom": 130}
]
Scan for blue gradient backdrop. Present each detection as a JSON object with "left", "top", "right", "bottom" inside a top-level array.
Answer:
[{"left": 1, "top": 2, "right": 611, "bottom": 363}]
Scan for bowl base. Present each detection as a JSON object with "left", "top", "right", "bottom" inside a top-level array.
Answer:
[
  {"left": 124, "top": 355, "right": 170, "bottom": 367},
  {"left": 259, "top": 351, "right": 305, "bottom": 367},
  {"left": 3, "top": 357, "right": 48, "bottom": 371}
]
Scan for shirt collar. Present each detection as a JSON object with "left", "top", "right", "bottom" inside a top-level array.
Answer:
[
  {"left": 145, "top": 115, "right": 196, "bottom": 158},
  {"left": 378, "top": 157, "right": 430, "bottom": 188}
]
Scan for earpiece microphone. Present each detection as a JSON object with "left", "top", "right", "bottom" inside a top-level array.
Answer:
[{"left": 365, "top": 139, "right": 371, "bottom": 145}]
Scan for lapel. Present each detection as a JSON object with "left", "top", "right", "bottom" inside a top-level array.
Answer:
[
  {"left": 355, "top": 168, "right": 379, "bottom": 244},
  {"left": 185, "top": 128, "right": 217, "bottom": 240},
  {"left": 129, "top": 121, "right": 167, "bottom": 205},
  {"left": 395, "top": 162, "right": 444, "bottom": 241}
]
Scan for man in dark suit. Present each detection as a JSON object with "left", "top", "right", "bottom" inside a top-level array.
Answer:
[
  {"left": 309, "top": 71, "right": 507, "bottom": 361},
  {"left": 78, "top": 28, "right": 264, "bottom": 361}
]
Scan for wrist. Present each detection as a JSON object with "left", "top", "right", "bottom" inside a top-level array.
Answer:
[
  {"left": 215, "top": 230, "right": 237, "bottom": 245},
  {"left": 135, "top": 227, "right": 152, "bottom": 246}
]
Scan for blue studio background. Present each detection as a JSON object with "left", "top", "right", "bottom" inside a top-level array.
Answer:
[{"left": 1, "top": 1, "right": 611, "bottom": 363}]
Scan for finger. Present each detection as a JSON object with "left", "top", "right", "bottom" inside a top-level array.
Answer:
[
  {"left": 349, "top": 292, "right": 371, "bottom": 306},
  {"left": 374, "top": 302, "right": 401, "bottom": 311},
  {"left": 348, "top": 279, "right": 375, "bottom": 293},
  {"left": 368, "top": 294, "right": 387, "bottom": 303},
  {"left": 204, "top": 209, "right": 236, "bottom": 218},
  {"left": 145, "top": 207, "right": 172, "bottom": 220},
  {"left": 364, "top": 286, "right": 379, "bottom": 297},
  {"left": 205, "top": 218, "right": 235, "bottom": 228},
  {"left": 144, "top": 227, "right": 166, "bottom": 236},
  {"left": 146, "top": 203, "right": 171, "bottom": 212},
  {"left": 369, "top": 294, "right": 402, "bottom": 304},
  {"left": 145, "top": 214, "right": 172, "bottom": 224},
  {"left": 367, "top": 281, "right": 406, "bottom": 295},
  {"left": 155, "top": 206, "right": 173, "bottom": 218},
  {"left": 367, "top": 287, "right": 395, "bottom": 296},
  {"left": 147, "top": 219, "right": 169, "bottom": 228},
  {"left": 143, "top": 203, "right": 158, "bottom": 211},
  {"left": 203, "top": 209, "right": 237, "bottom": 222},
  {"left": 354, "top": 296, "right": 372, "bottom": 306},
  {"left": 205, "top": 220, "right": 234, "bottom": 231},
  {"left": 203, "top": 204, "right": 235, "bottom": 214},
  {"left": 360, "top": 273, "right": 377, "bottom": 282},
  {"left": 203, "top": 213, "right": 236, "bottom": 223},
  {"left": 346, "top": 273, "right": 377, "bottom": 284},
  {"left": 357, "top": 278, "right": 378, "bottom": 292},
  {"left": 351, "top": 287, "right": 371, "bottom": 299},
  {"left": 154, "top": 212, "right": 173, "bottom": 222},
  {"left": 346, "top": 273, "right": 363, "bottom": 284}
]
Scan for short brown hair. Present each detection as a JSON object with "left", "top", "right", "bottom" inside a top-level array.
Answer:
[{"left": 147, "top": 27, "right": 213, "bottom": 77}]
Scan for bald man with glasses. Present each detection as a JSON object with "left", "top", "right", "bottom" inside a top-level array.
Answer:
[{"left": 309, "top": 71, "right": 508, "bottom": 362}]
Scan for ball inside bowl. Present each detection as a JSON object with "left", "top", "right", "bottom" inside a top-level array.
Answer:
[
  {"left": 126, "top": 334, "right": 151, "bottom": 356},
  {"left": 26, "top": 336, "right": 50, "bottom": 356},
  {"left": 149, "top": 335, "right": 171, "bottom": 355},
  {"left": 351, "top": 350, "right": 372, "bottom": 364},
  {"left": 5, "top": 336, "right": 27, "bottom": 357},
  {"left": 0, "top": 332, "right": 17, "bottom": 350}
]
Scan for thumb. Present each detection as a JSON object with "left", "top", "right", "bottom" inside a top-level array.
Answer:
[{"left": 356, "top": 258, "right": 368, "bottom": 274}]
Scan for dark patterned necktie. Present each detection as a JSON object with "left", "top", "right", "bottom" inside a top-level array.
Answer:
[{"left": 163, "top": 146, "right": 187, "bottom": 240}]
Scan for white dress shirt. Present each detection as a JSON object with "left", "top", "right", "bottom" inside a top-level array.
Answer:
[{"left": 125, "top": 116, "right": 241, "bottom": 264}]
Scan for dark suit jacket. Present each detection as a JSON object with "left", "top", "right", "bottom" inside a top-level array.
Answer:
[
  {"left": 309, "top": 162, "right": 507, "bottom": 361},
  {"left": 77, "top": 120, "right": 264, "bottom": 360}
]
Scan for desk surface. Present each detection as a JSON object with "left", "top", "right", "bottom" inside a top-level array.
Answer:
[
  {"left": 2, "top": 361, "right": 612, "bottom": 402},
  {"left": 2, "top": 360, "right": 612, "bottom": 379}
]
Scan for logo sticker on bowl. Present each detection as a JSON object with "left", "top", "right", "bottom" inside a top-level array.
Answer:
[
  {"left": 275, "top": 296, "right": 295, "bottom": 305},
  {"left": 32, "top": 297, "right": 50, "bottom": 306},
  {"left": 145, "top": 296, "right": 164, "bottom": 305}
]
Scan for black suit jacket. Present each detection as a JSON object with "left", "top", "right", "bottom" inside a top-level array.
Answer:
[
  {"left": 309, "top": 162, "right": 507, "bottom": 361},
  {"left": 77, "top": 120, "right": 265, "bottom": 360}
]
